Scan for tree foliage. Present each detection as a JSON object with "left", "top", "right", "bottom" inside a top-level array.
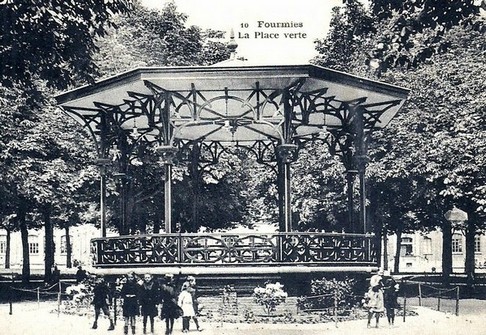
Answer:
[
  {"left": 313, "top": 0, "right": 486, "bottom": 277},
  {"left": 0, "top": 0, "right": 132, "bottom": 89},
  {"left": 94, "top": 1, "right": 230, "bottom": 78}
]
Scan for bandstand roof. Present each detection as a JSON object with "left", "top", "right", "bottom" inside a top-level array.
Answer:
[{"left": 56, "top": 63, "right": 409, "bottom": 150}]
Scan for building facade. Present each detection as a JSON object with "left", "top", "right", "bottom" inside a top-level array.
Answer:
[
  {"left": 0, "top": 225, "right": 99, "bottom": 272},
  {"left": 385, "top": 229, "right": 486, "bottom": 273}
]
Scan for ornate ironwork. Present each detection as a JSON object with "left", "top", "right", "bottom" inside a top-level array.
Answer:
[{"left": 91, "top": 232, "right": 376, "bottom": 267}]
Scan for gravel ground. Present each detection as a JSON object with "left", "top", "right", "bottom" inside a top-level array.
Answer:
[{"left": 2, "top": 301, "right": 486, "bottom": 335}]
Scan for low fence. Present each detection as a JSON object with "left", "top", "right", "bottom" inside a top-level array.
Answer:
[
  {"left": 2, "top": 276, "right": 464, "bottom": 328},
  {"left": 400, "top": 279, "right": 460, "bottom": 316},
  {"left": 4, "top": 279, "right": 75, "bottom": 317}
]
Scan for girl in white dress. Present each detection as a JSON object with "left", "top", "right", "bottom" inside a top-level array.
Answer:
[{"left": 178, "top": 282, "right": 195, "bottom": 333}]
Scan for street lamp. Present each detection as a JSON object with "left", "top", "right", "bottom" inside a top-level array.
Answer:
[
  {"left": 444, "top": 206, "right": 469, "bottom": 287},
  {"left": 444, "top": 206, "right": 468, "bottom": 225}
]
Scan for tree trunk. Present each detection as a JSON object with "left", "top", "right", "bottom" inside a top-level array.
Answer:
[
  {"left": 44, "top": 204, "right": 54, "bottom": 283},
  {"left": 5, "top": 229, "right": 10, "bottom": 269},
  {"left": 464, "top": 207, "right": 480, "bottom": 293},
  {"left": 393, "top": 229, "right": 402, "bottom": 274},
  {"left": 18, "top": 202, "right": 30, "bottom": 284},
  {"left": 383, "top": 230, "right": 388, "bottom": 271},
  {"left": 65, "top": 226, "right": 72, "bottom": 268},
  {"left": 442, "top": 219, "right": 452, "bottom": 287}
]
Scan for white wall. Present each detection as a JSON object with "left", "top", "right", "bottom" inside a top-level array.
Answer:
[
  {"left": 385, "top": 229, "right": 486, "bottom": 273},
  {"left": 0, "top": 224, "right": 100, "bottom": 271}
]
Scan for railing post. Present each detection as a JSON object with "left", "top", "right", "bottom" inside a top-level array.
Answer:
[
  {"left": 57, "top": 280, "right": 61, "bottom": 317},
  {"left": 9, "top": 273, "right": 14, "bottom": 315},
  {"left": 114, "top": 294, "right": 117, "bottom": 325},
  {"left": 402, "top": 278, "right": 406, "bottom": 323},
  {"left": 177, "top": 226, "right": 183, "bottom": 263},
  {"left": 334, "top": 287, "right": 338, "bottom": 328},
  {"left": 455, "top": 286, "right": 459, "bottom": 316},
  {"left": 437, "top": 289, "right": 441, "bottom": 311},
  {"left": 418, "top": 283, "right": 422, "bottom": 306}
]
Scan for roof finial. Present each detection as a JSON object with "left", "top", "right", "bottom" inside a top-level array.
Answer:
[{"left": 227, "top": 28, "right": 238, "bottom": 60}]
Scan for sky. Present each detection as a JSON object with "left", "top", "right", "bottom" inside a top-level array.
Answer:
[{"left": 141, "top": 0, "right": 343, "bottom": 64}]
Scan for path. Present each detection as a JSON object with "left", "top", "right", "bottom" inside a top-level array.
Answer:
[{"left": 2, "top": 301, "right": 485, "bottom": 335}]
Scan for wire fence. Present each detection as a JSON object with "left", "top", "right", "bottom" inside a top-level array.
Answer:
[
  {"left": 403, "top": 280, "right": 460, "bottom": 316},
  {"left": 2, "top": 276, "right": 463, "bottom": 328},
  {"left": 296, "top": 292, "right": 363, "bottom": 328}
]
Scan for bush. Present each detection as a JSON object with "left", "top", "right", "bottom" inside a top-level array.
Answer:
[
  {"left": 297, "top": 277, "right": 361, "bottom": 314},
  {"left": 252, "top": 282, "right": 288, "bottom": 316},
  {"left": 63, "top": 282, "right": 93, "bottom": 315}
]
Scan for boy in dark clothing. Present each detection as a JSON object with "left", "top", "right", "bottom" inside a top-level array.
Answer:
[
  {"left": 139, "top": 273, "right": 159, "bottom": 334},
  {"left": 382, "top": 270, "right": 399, "bottom": 327},
  {"left": 76, "top": 266, "right": 87, "bottom": 284},
  {"left": 121, "top": 272, "right": 140, "bottom": 335},
  {"left": 160, "top": 274, "right": 180, "bottom": 335},
  {"left": 91, "top": 275, "right": 115, "bottom": 331}
]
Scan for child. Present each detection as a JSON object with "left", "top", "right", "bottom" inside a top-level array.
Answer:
[
  {"left": 121, "top": 272, "right": 140, "bottom": 335},
  {"left": 91, "top": 275, "right": 115, "bottom": 331},
  {"left": 160, "top": 274, "right": 180, "bottom": 335},
  {"left": 366, "top": 269, "right": 384, "bottom": 328},
  {"left": 139, "top": 273, "right": 159, "bottom": 334},
  {"left": 178, "top": 282, "right": 195, "bottom": 333}
]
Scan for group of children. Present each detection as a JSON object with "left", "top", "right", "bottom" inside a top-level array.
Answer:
[
  {"left": 90, "top": 272, "right": 202, "bottom": 335},
  {"left": 364, "top": 269, "right": 399, "bottom": 328}
]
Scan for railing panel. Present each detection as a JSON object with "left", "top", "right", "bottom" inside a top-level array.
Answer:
[
  {"left": 92, "top": 232, "right": 376, "bottom": 267},
  {"left": 280, "top": 234, "right": 374, "bottom": 263},
  {"left": 181, "top": 234, "right": 278, "bottom": 264}
]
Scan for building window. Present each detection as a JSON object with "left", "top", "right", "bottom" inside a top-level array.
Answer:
[
  {"left": 60, "top": 235, "right": 73, "bottom": 254},
  {"left": 29, "top": 242, "right": 39, "bottom": 254},
  {"left": 452, "top": 235, "right": 463, "bottom": 253},
  {"left": 28, "top": 235, "right": 39, "bottom": 254},
  {"left": 423, "top": 236, "right": 432, "bottom": 255},
  {"left": 0, "top": 239, "right": 6, "bottom": 254},
  {"left": 475, "top": 236, "right": 481, "bottom": 253},
  {"left": 400, "top": 237, "right": 413, "bottom": 256}
]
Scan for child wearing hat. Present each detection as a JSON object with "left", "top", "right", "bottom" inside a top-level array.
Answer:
[{"left": 178, "top": 282, "right": 195, "bottom": 333}]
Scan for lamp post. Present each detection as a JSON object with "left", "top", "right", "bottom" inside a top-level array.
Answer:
[{"left": 444, "top": 206, "right": 468, "bottom": 286}]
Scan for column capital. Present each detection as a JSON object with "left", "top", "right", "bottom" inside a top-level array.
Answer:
[
  {"left": 276, "top": 144, "right": 299, "bottom": 163},
  {"left": 157, "top": 145, "right": 179, "bottom": 164}
]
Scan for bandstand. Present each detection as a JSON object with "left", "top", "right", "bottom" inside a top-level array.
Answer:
[{"left": 56, "top": 48, "right": 409, "bottom": 282}]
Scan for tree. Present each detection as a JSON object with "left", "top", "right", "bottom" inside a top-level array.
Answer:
[
  {"left": 0, "top": 82, "right": 96, "bottom": 282},
  {"left": 94, "top": 1, "right": 230, "bottom": 78},
  {"left": 0, "top": 0, "right": 133, "bottom": 281},
  {"left": 0, "top": 0, "right": 132, "bottom": 89},
  {"left": 291, "top": 142, "right": 349, "bottom": 232},
  {"left": 314, "top": 1, "right": 486, "bottom": 283}
]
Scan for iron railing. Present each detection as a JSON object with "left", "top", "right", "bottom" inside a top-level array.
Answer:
[{"left": 91, "top": 232, "right": 377, "bottom": 267}]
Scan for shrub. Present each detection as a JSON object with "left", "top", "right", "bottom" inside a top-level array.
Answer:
[
  {"left": 252, "top": 282, "right": 288, "bottom": 316},
  {"left": 297, "top": 277, "right": 360, "bottom": 314},
  {"left": 63, "top": 282, "right": 93, "bottom": 315}
]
